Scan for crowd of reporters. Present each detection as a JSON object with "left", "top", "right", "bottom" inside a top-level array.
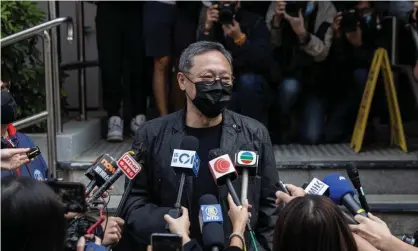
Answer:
[{"left": 2, "top": 173, "right": 417, "bottom": 251}]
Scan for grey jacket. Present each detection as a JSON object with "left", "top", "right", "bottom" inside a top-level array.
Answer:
[
  {"left": 266, "top": 1, "right": 336, "bottom": 62},
  {"left": 121, "top": 109, "right": 280, "bottom": 251}
]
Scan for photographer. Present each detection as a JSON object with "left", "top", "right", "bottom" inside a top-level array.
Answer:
[
  {"left": 266, "top": 1, "right": 336, "bottom": 144},
  {"left": 197, "top": 1, "right": 272, "bottom": 126},
  {"left": 1, "top": 81, "right": 48, "bottom": 180},
  {"left": 323, "top": 1, "right": 391, "bottom": 143}
]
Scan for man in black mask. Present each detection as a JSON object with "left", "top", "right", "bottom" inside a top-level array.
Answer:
[{"left": 115, "top": 41, "right": 280, "bottom": 251}]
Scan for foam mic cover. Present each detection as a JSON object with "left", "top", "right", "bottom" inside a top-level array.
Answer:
[
  {"left": 323, "top": 173, "right": 367, "bottom": 217},
  {"left": 199, "top": 194, "right": 225, "bottom": 251},
  {"left": 181, "top": 136, "right": 199, "bottom": 151}
]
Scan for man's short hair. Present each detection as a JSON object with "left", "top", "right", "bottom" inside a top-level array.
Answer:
[{"left": 178, "top": 41, "right": 233, "bottom": 73}]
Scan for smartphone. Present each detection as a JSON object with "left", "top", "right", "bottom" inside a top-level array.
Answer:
[
  {"left": 27, "top": 146, "right": 41, "bottom": 159},
  {"left": 151, "top": 233, "right": 182, "bottom": 251},
  {"left": 45, "top": 180, "right": 87, "bottom": 213}
]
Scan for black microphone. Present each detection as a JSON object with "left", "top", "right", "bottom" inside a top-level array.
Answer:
[
  {"left": 114, "top": 143, "right": 147, "bottom": 217},
  {"left": 233, "top": 145, "right": 259, "bottom": 203},
  {"left": 87, "top": 150, "right": 144, "bottom": 204},
  {"left": 199, "top": 194, "right": 225, "bottom": 251},
  {"left": 166, "top": 136, "right": 200, "bottom": 231},
  {"left": 323, "top": 173, "right": 368, "bottom": 217},
  {"left": 346, "top": 164, "right": 370, "bottom": 212},
  {"left": 84, "top": 154, "right": 118, "bottom": 196}
]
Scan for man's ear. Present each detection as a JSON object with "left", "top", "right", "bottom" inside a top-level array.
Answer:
[{"left": 177, "top": 72, "right": 186, "bottom": 91}]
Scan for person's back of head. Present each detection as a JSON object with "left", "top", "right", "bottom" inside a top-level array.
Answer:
[
  {"left": 273, "top": 195, "right": 357, "bottom": 251},
  {"left": 1, "top": 176, "right": 66, "bottom": 251}
]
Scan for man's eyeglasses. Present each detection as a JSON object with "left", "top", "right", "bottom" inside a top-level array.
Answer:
[{"left": 182, "top": 72, "right": 234, "bottom": 86}]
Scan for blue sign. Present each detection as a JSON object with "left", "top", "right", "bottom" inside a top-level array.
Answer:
[{"left": 200, "top": 204, "right": 223, "bottom": 223}]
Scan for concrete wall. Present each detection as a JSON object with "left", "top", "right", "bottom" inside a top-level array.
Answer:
[{"left": 36, "top": 1, "right": 101, "bottom": 109}]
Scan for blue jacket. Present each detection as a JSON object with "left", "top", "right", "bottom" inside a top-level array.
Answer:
[{"left": 1, "top": 124, "right": 48, "bottom": 180}]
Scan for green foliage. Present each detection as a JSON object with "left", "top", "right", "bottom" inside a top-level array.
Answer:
[{"left": 1, "top": 1, "right": 68, "bottom": 133}]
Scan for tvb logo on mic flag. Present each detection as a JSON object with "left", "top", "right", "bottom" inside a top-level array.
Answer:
[
  {"left": 236, "top": 151, "right": 258, "bottom": 167},
  {"left": 200, "top": 204, "right": 223, "bottom": 223}
]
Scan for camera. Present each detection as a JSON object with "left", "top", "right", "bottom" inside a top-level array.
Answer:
[
  {"left": 285, "top": 1, "right": 308, "bottom": 17},
  {"left": 212, "top": 1, "right": 237, "bottom": 25},
  {"left": 65, "top": 215, "right": 104, "bottom": 251},
  {"left": 340, "top": 9, "right": 362, "bottom": 32}
]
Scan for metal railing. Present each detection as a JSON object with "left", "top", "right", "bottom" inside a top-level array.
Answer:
[{"left": 1, "top": 17, "right": 74, "bottom": 178}]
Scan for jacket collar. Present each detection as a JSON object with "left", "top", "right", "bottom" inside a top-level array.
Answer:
[{"left": 170, "top": 109, "right": 241, "bottom": 151}]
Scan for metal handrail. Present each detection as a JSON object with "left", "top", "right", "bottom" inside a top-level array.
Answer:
[
  {"left": 2, "top": 17, "right": 74, "bottom": 178},
  {"left": 1, "top": 17, "right": 73, "bottom": 47}
]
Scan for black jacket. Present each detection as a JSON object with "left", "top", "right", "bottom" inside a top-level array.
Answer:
[
  {"left": 197, "top": 9, "right": 272, "bottom": 78},
  {"left": 117, "top": 109, "right": 280, "bottom": 251}
]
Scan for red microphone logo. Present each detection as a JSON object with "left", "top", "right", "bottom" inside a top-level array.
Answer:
[{"left": 214, "top": 158, "right": 231, "bottom": 173}]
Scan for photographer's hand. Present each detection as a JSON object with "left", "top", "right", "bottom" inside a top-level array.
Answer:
[
  {"left": 222, "top": 19, "right": 244, "bottom": 41},
  {"left": 346, "top": 26, "right": 362, "bottom": 47},
  {"left": 205, "top": 4, "right": 219, "bottom": 31},
  {"left": 283, "top": 9, "right": 307, "bottom": 36},
  {"left": 273, "top": 0, "right": 286, "bottom": 27},
  {"left": 332, "top": 12, "right": 343, "bottom": 39},
  {"left": 101, "top": 217, "right": 124, "bottom": 246}
]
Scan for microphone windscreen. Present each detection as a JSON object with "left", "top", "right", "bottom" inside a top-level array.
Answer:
[
  {"left": 180, "top": 136, "right": 199, "bottom": 151},
  {"left": 323, "top": 173, "right": 356, "bottom": 205},
  {"left": 209, "top": 148, "right": 225, "bottom": 159},
  {"left": 199, "top": 194, "right": 224, "bottom": 250},
  {"left": 199, "top": 194, "right": 219, "bottom": 205}
]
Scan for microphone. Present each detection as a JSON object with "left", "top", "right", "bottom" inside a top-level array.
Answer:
[
  {"left": 233, "top": 146, "right": 259, "bottom": 204},
  {"left": 323, "top": 173, "right": 368, "bottom": 217},
  {"left": 199, "top": 194, "right": 225, "bottom": 251},
  {"left": 346, "top": 164, "right": 370, "bottom": 212},
  {"left": 208, "top": 149, "right": 239, "bottom": 205},
  {"left": 84, "top": 154, "right": 118, "bottom": 196},
  {"left": 87, "top": 150, "right": 143, "bottom": 203},
  {"left": 304, "top": 177, "right": 330, "bottom": 196},
  {"left": 166, "top": 136, "right": 200, "bottom": 231},
  {"left": 114, "top": 143, "right": 147, "bottom": 218}
]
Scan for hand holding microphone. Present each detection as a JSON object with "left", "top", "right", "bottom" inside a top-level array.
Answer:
[
  {"left": 349, "top": 213, "right": 396, "bottom": 251},
  {"left": 164, "top": 207, "right": 191, "bottom": 245},
  {"left": 227, "top": 194, "right": 249, "bottom": 235},
  {"left": 275, "top": 184, "right": 307, "bottom": 205}
]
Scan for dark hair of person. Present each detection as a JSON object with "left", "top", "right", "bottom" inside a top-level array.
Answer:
[
  {"left": 1, "top": 176, "right": 66, "bottom": 251},
  {"left": 273, "top": 195, "right": 358, "bottom": 251}
]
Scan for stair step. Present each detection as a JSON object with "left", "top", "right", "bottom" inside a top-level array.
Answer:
[{"left": 274, "top": 143, "right": 418, "bottom": 166}]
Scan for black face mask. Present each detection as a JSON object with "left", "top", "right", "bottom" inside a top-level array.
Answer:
[
  {"left": 190, "top": 80, "right": 233, "bottom": 118},
  {"left": 1, "top": 91, "right": 18, "bottom": 124}
]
